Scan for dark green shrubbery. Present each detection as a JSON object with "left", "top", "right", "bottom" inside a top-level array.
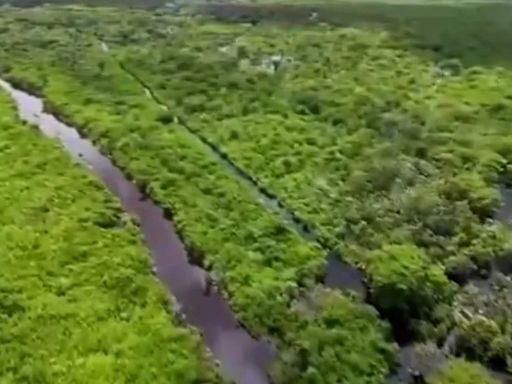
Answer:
[{"left": 366, "top": 244, "right": 455, "bottom": 322}]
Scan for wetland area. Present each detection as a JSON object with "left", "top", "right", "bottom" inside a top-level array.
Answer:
[{"left": 1, "top": 1, "right": 512, "bottom": 384}]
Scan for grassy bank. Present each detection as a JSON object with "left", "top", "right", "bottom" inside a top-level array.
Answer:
[{"left": 0, "top": 88, "right": 221, "bottom": 383}]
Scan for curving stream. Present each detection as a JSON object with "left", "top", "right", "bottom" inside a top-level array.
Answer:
[{"left": 0, "top": 78, "right": 276, "bottom": 384}]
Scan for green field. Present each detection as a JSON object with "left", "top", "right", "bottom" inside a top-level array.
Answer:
[{"left": 0, "top": 2, "right": 511, "bottom": 384}]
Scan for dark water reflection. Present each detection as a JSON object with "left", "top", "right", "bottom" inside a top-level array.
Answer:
[
  {"left": 495, "top": 187, "right": 512, "bottom": 226},
  {"left": 324, "top": 251, "right": 367, "bottom": 298},
  {"left": 0, "top": 79, "right": 276, "bottom": 384},
  {"left": 494, "top": 187, "right": 512, "bottom": 275}
]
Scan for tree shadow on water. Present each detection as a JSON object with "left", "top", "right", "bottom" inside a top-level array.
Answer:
[{"left": 201, "top": 1, "right": 512, "bottom": 69}]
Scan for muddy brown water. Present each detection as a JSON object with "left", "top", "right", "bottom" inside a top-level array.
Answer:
[{"left": 0, "top": 78, "right": 276, "bottom": 384}]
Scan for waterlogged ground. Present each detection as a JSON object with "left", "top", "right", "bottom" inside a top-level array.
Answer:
[{"left": 1, "top": 3, "right": 512, "bottom": 384}]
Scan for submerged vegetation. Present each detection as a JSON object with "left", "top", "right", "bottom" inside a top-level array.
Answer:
[{"left": 1, "top": 1, "right": 512, "bottom": 383}]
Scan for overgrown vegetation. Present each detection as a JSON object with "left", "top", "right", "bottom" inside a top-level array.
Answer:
[
  {"left": 0, "top": 8, "right": 397, "bottom": 384},
  {"left": 103, "top": 2, "right": 512, "bottom": 376},
  {"left": 430, "top": 359, "right": 499, "bottom": 384},
  {"left": 103, "top": 4, "right": 512, "bottom": 334},
  {"left": 2, "top": 1, "right": 512, "bottom": 382},
  {"left": 0, "top": 90, "right": 220, "bottom": 383},
  {"left": 199, "top": 1, "right": 512, "bottom": 68}
]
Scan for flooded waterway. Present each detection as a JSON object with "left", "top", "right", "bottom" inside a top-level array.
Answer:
[{"left": 0, "top": 78, "right": 276, "bottom": 384}]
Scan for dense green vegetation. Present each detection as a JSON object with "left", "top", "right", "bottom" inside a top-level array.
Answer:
[
  {"left": 99, "top": 5, "right": 512, "bottom": 331},
  {"left": 199, "top": 1, "right": 512, "bottom": 68},
  {"left": 95, "top": 2, "right": 512, "bottom": 374},
  {"left": 0, "top": 8, "right": 397, "bottom": 383},
  {"left": 2, "top": 2, "right": 512, "bottom": 383},
  {"left": 366, "top": 244, "right": 454, "bottom": 322},
  {"left": 430, "top": 359, "right": 499, "bottom": 384},
  {"left": 276, "top": 288, "right": 396, "bottom": 383},
  {"left": 0, "top": 90, "right": 220, "bottom": 383}
]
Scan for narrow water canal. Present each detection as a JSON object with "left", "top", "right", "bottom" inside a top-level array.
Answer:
[
  {"left": 5, "top": 76, "right": 512, "bottom": 384},
  {"left": 113, "top": 50, "right": 365, "bottom": 298},
  {"left": 0, "top": 79, "right": 276, "bottom": 384}
]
